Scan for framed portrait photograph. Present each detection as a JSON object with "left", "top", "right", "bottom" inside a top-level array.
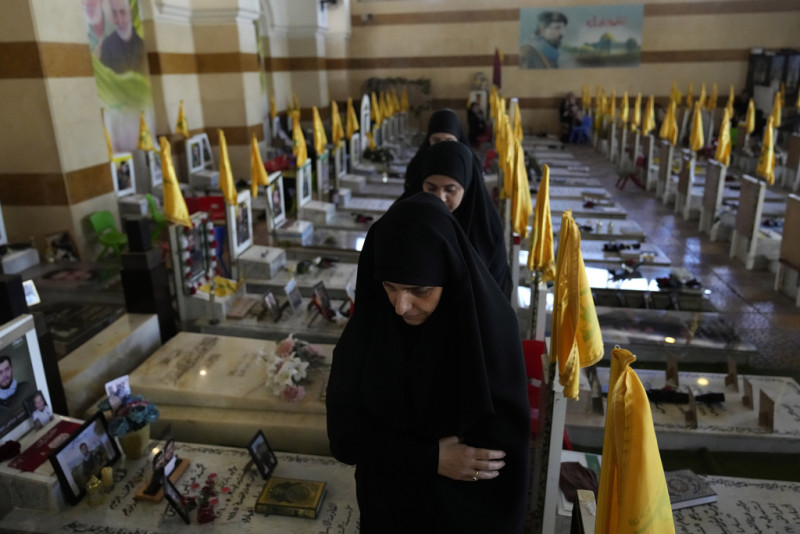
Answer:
[
  {"left": 349, "top": 133, "right": 361, "bottom": 169},
  {"left": 186, "top": 136, "right": 204, "bottom": 174},
  {"left": 284, "top": 278, "right": 304, "bottom": 315},
  {"left": 104, "top": 374, "right": 130, "bottom": 412},
  {"left": 312, "top": 281, "right": 332, "bottom": 314},
  {"left": 163, "top": 476, "right": 192, "bottom": 524},
  {"left": 0, "top": 314, "right": 50, "bottom": 443},
  {"left": 316, "top": 151, "right": 331, "bottom": 200},
  {"left": 227, "top": 189, "right": 253, "bottom": 260},
  {"left": 22, "top": 279, "right": 41, "bottom": 307},
  {"left": 24, "top": 389, "right": 54, "bottom": 430},
  {"left": 298, "top": 161, "right": 313, "bottom": 208},
  {"left": 247, "top": 429, "right": 279, "bottom": 480},
  {"left": 44, "top": 230, "right": 80, "bottom": 262},
  {"left": 198, "top": 133, "right": 214, "bottom": 170},
  {"left": 263, "top": 291, "right": 283, "bottom": 322},
  {"left": 146, "top": 150, "right": 163, "bottom": 188},
  {"left": 49, "top": 411, "right": 121, "bottom": 505},
  {"left": 267, "top": 172, "right": 286, "bottom": 230},
  {"left": 334, "top": 140, "right": 346, "bottom": 179},
  {"left": 0, "top": 201, "right": 7, "bottom": 246},
  {"left": 111, "top": 153, "right": 136, "bottom": 197}
]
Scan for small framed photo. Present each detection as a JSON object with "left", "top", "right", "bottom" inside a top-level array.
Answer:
[
  {"left": 316, "top": 151, "right": 331, "bottom": 199},
  {"left": 284, "top": 278, "right": 303, "bottom": 315},
  {"left": 263, "top": 291, "right": 282, "bottom": 322},
  {"left": 49, "top": 411, "right": 121, "bottom": 505},
  {"left": 247, "top": 429, "right": 279, "bottom": 480},
  {"left": 267, "top": 172, "right": 286, "bottom": 230},
  {"left": 298, "top": 161, "right": 313, "bottom": 208},
  {"left": 186, "top": 136, "right": 204, "bottom": 174},
  {"left": 163, "top": 476, "right": 192, "bottom": 525},
  {"left": 146, "top": 150, "right": 163, "bottom": 188},
  {"left": 104, "top": 374, "right": 130, "bottom": 412},
  {"left": 198, "top": 133, "right": 214, "bottom": 170},
  {"left": 111, "top": 153, "right": 136, "bottom": 197},
  {"left": 22, "top": 279, "right": 41, "bottom": 307},
  {"left": 44, "top": 230, "right": 80, "bottom": 262},
  {"left": 334, "top": 140, "right": 346, "bottom": 179},
  {"left": 312, "top": 281, "right": 332, "bottom": 314},
  {"left": 227, "top": 189, "right": 253, "bottom": 260},
  {"left": 24, "top": 389, "right": 53, "bottom": 430}
]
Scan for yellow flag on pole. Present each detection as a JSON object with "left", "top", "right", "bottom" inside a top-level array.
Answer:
[
  {"left": 159, "top": 136, "right": 192, "bottom": 227},
  {"left": 595, "top": 347, "right": 675, "bottom": 534},
  {"left": 137, "top": 111, "right": 154, "bottom": 151},
  {"left": 371, "top": 92, "right": 382, "bottom": 127},
  {"left": 632, "top": 93, "right": 641, "bottom": 131},
  {"left": 331, "top": 101, "right": 344, "bottom": 147},
  {"left": 715, "top": 108, "right": 732, "bottom": 168},
  {"left": 312, "top": 106, "right": 328, "bottom": 156},
  {"left": 689, "top": 101, "right": 705, "bottom": 153},
  {"left": 685, "top": 82, "right": 693, "bottom": 108},
  {"left": 745, "top": 98, "right": 755, "bottom": 135},
  {"left": 706, "top": 83, "right": 718, "bottom": 112},
  {"left": 642, "top": 95, "right": 655, "bottom": 136},
  {"left": 269, "top": 91, "right": 277, "bottom": 122},
  {"left": 250, "top": 134, "right": 268, "bottom": 199},
  {"left": 670, "top": 81, "right": 681, "bottom": 105},
  {"left": 292, "top": 113, "right": 308, "bottom": 168},
  {"left": 512, "top": 100, "right": 523, "bottom": 143},
  {"left": 218, "top": 129, "right": 237, "bottom": 207},
  {"left": 345, "top": 97, "right": 359, "bottom": 140},
  {"left": 769, "top": 91, "right": 782, "bottom": 129},
  {"left": 697, "top": 83, "right": 707, "bottom": 110},
  {"left": 528, "top": 164, "right": 555, "bottom": 282},
  {"left": 101, "top": 108, "right": 113, "bottom": 160},
  {"left": 659, "top": 100, "right": 678, "bottom": 146},
  {"left": 175, "top": 100, "right": 190, "bottom": 138},
  {"left": 726, "top": 85, "right": 735, "bottom": 117},
  {"left": 510, "top": 139, "right": 532, "bottom": 238},
  {"left": 550, "top": 210, "right": 604, "bottom": 400},
  {"left": 620, "top": 91, "right": 629, "bottom": 126},
  {"left": 757, "top": 116, "right": 775, "bottom": 185}
]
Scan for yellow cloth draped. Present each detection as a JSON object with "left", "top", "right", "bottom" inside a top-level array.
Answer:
[
  {"left": 659, "top": 101, "right": 678, "bottom": 146},
  {"left": 159, "top": 136, "right": 192, "bottom": 227},
  {"left": 175, "top": 100, "right": 190, "bottom": 138},
  {"left": 632, "top": 93, "right": 641, "bottom": 131},
  {"left": 371, "top": 92, "right": 382, "bottom": 127},
  {"left": 757, "top": 116, "right": 775, "bottom": 185},
  {"left": 769, "top": 91, "right": 782, "bottom": 129},
  {"left": 595, "top": 347, "right": 676, "bottom": 534},
  {"left": 685, "top": 82, "right": 693, "bottom": 108},
  {"left": 715, "top": 108, "right": 732, "bottom": 168},
  {"left": 312, "top": 106, "right": 328, "bottom": 156},
  {"left": 218, "top": 129, "right": 237, "bottom": 207},
  {"left": 697, "top": 83, "right": 707, "bottom": 110},
  {"left": 609, "top": 90, "right": 616, "bottom": 121},
  {"left": 346, "top": 97, "right": 359, "bottom": 140},
  {"left": 745, "top": 99, "right": 755, "bottom": 135},
  {"left": 510, "top": 139, "right": 532, "bottom": 238},
  {"left": 620, "top": 91, "right": 629, "bottom": 125},
  {"left": 511, "top": 100, "right": 523, "bottom": 143},
  {"left": 642, "top": 95, "right": 655, "bottom": 136},
  {"left": 250, "top": 134, "right": 268, "bottom": 199},
  {"left": 670, "top": 81, "right": 681, "bottom": 105},
  {"left": 706, "top": 84, "right": 718, "bottom": 112},
  {"left": 292, "top": 113, "right": 307, "bottom": 168},
  {"left": 550, "top": 210, "right": 604, "bottom": 400},
  {"left": 101, "top": 108, "right": 113, "bottom": 159},
  {"left": 528, "top": 164, "right": 555, "bottom": 282},
  {"left": 331, "top": 101, "right": 345, "bottom": 148},
  {"left": 689, "top": 101, "right": 705, "bottom": 153},
  {"left": 726, "top": 85, "right": 735, "bottom": 117},
  {"left": 137, "top": 111, "right": 154, "bottom": 151}
]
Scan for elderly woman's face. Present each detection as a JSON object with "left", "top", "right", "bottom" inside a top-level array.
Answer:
[{"left": 382, "top": 282, "right": 443, "bottom": 326}]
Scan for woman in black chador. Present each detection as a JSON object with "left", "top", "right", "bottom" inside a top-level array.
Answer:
[{"left": 326, "top": 193, "right": 530, "bottom": 533}]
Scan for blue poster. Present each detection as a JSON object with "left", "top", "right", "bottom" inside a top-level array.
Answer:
[{"left": 519, "top": 5, "right": 644, "bottom": 69}]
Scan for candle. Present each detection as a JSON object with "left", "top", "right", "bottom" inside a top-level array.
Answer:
[{"left": 101, "top": 467, "right": 113, "bottom": 488}]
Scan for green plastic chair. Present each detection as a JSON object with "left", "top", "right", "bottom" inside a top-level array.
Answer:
[
  {"left": 89, "top": 210, "right": 128, "bottom": 261},
  {"left": 146, "top": 194, "right": 167, "bottom": 243}
]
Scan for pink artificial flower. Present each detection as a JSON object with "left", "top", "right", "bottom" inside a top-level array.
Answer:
[
  {"left": 280, "top": 385, "right": 306, "bottom": 402},
  {"left": 275, "top": 338, "right": 295, "bottom": 357}
]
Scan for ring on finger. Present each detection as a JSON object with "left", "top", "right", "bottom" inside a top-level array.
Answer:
[{"left": 472, "top": 469, "right": 480, "bottom": 481}]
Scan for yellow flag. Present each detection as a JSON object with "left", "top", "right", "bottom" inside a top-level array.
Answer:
[
  {"left": 510, "top": 140, "right": 532, "bottom": 238},
  {"left": 620, "top": 91, "right": 629, "bottom": 125},
  {"left": 632, "top": 93, "right": 641, "bottom": 131},
  {"left": 550, "top": 210, "right": 604, "bottom": 400},
  {"left": 595, "top": 86, "right": 602, "bottom": 114},
  {"left": 269, "top": 91, "right": 277, "bottom": 121},
  {"left": 366, "top": 130, "right": 376, "bottom": 150},
  {"left": 101, "top": 108, "right": 113, "bottom": 160},
  {"left": 659, "top": 100, "right": 678, "bottom": 146},
  {"left": 371, "top": 92, "right": 382, "bottom": 127},
  {"left": 345, "top": 97, "right": 359, "bottom": 140},
  {"left": 697, "top": 82, "right": 706, "bottom": 110},
  {"left": 715, "top": 108, "right": 732, "bottom": 167},
  {"left": 175, "top": 100, "right": 190, "bottom": 138},
  {"left": 642, "top": 95, "right": 655, "bottom": 135},
  {"left": 726, "top": 85, "right": 735, "bottom": 117},
  {"left": 685, "top": 82, "right": 693, "bottom": 108},
  {"left": 312, "top": 106, "right": 328, "bottom": 156},
  {"left": 706, "top": 83, "right": 718, "bottom": 112},
  {"left": 745, "top": 98, "right": 755, "bottom": 135},
  {"left": 400, "top": 87, "right": 409, "bottom": 112},
  {"left": 331, "top": 101, "right": 344, "bottom": 147},
  {"left": 528, "top": 164, "right": 555, "bottom": 282},
  {"left": 595, "top": 347, "right": 675, "bottom": 534},
  {"left": 769, "top": 91, "right": 782, "bottom": 129},
  {"left": 670, "top": 81, "right": 681, "bottom": 105},
  {"left": 609, "top": 89, "right": 616, "bottom": 120},
  {"left": 757, "top": 116, "right": 775, "bottom": 185},
  {"left": 137, "top": 111, "right": 154, "bottom": 151},
  {"left": 512, "top": 100, "right": 523, "bottom": 143},
  {"left": 292, "top": 113, "right": 308, "bottom": 168},
  {"left": 689, "top": 101, "right": 704, "bottom": 153},
  {"left": 250, "top": 134, "right": 268, "bottom": 199},
  {"left": 217, "top": 129, "right": 237, "bottom": 207},
  {"left": 159, "top": 137, "right": 192, "bottom": 227}
]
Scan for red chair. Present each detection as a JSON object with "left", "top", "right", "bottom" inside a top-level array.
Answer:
[{"left": 523, "top": 339, "right": 572, "bottom": 450}]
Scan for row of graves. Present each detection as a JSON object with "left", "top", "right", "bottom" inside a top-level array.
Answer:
[
  {"left": 511, "top": 85, "right": 800, "bottom": 532},
  {"left": 0, "top": 92, "right": 415, "bottom": 531}
]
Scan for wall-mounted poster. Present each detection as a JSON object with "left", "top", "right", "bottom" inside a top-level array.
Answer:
[{"left": 519, "top": 5, "right": 643, "bottom": 70}]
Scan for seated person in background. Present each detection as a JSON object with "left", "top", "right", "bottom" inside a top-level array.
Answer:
[
  {"left": 467, "top": 102, "right": 488, "bottom": 148},
  {"left": 560, "top": 92, "right": 578, "bottom": 141}
]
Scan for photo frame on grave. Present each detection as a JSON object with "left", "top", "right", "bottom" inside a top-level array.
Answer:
[
  {"left": 316, "top": 150, "right": 331, "bottom": 200},
  {"left": 111, "top": 153, "right": 136, "bottom": 197},
  {"left": 135, "top": 438, "right": 190, "bottom": 502},
  {"left": 360, "top": 94, "right": 371, "bottom": 154},
  {"left": 22, "top": 279, "right": 41, "bottom": 308},
  {"left": 334, "top": 140, "right": 346, "bottom": 180},
  {"left": 0, "top": 200, "right": 7, "bottom": 246},
  {"left": 49, "top": 411, "right": 121, "bottom": 506},
  {"left": 665, "top": 354, "right": 679, "bottom": 389},
  {"left": 247, "top": 429, "right": 279, "bottom": 480},
  {"left": 198, "top": 133, "right": 214, "bottom": 170},
  {"left": 725, "top": 357, "right": 738, "bottom": 391},
  {"left": 0, "top": 314, "right": 51, "bottom": 443},
  {"left": 163, "top": 476, "right": 192, "bottom": 524},
  {"left": 758, "top": 390, "right": 774, "bottom": 431},
  {"left": 186, "top": 136, "right": 205, "bottom": 175},
  {"left": 267, "top": 172, "right": 286, "bottom": 231},
  {"left": 311, "top": 281, "right": 332, "bottom": 315},
  {"left": 171, "top": 212, "right": 215, "bottom": 295},
  {"left": 262, "top": 291, "right": 283, "bottom": 322},
  {"left": 146, "top": 150, "right": 163, "bottom": 188},
  {"left": 350, "top": 133, "right": 361, "bottom": 169},
  {"left": 742, "top": 377, "right": 754, "bottom": 409},
  {"left": 284, "top": 278, "right": 304, "bottom": 315},
  {"left": 298, "top": 161, "right": 313, "bottom": 208},
  {"left": 227, "top": 189, "right": 253, "bottom": 261},
  {"left": 684, "top": 389, "right": 698, "bottom": 429}
]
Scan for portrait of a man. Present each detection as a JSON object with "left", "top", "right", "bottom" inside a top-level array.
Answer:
[
  {"left": 100, "top": 0, "right": 147, "bottom": 75},
  {"left": 0, "top": 355, "right": 35, "bottom": 417},
  {"left": 520, "top": 11, "right": 568, "bottom": 69}
]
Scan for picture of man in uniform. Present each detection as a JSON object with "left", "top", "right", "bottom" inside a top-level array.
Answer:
[
  {"left": 100, "top": 0, "right": 147, "bottom": 75},
  {"left": 520, "top": 11, "right": 569, "bottom": 69}
]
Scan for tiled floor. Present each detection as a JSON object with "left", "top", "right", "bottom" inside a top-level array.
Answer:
[{"left": 566, "top": 145, "right": 800, "bottom": 376}]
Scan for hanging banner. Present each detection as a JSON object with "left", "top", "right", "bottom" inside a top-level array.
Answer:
[{"left": 519, "top": 5, "right": 643, "bottom": 70}]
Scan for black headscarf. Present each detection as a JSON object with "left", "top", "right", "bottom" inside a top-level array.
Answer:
[
  {"left": 415, "top": 140, "right": 512, "bottom": 298},
  {"left": 327, "top": 193, "right": 530, "bottom": 533},
  {"left": 403, "top": 108, "right": 469, "bottom": 194}
]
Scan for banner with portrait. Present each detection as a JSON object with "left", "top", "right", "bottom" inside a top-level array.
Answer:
[
  {"left": 519, "top": 5, "right": 643, "bottom": 70},
  {"left": 82, "top": 0, "right": 155, "bottom": 152}
]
